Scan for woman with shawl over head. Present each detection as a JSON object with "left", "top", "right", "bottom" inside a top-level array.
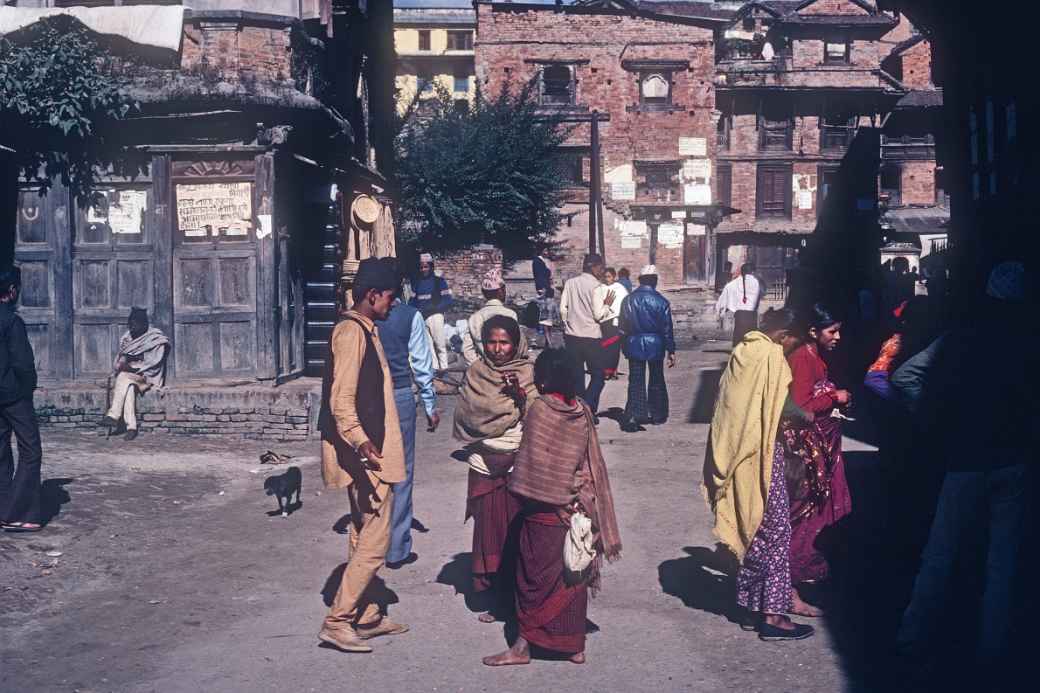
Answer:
[
  {"left": 704, "top": 308, "right": 818, "bottom": 640},
  {"left": 782, "top": 304, "right": 853, "bottom": 599},
  {"left": 483, "top": 348, "right": 622, "bottom": 666},
  {"left": 453, "top": 315, "right": 537, "bottom": 623}
]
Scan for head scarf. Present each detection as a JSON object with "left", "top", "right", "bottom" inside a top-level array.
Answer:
[{"left": 454, "top": 316, "right": 536, "bottom": 444}]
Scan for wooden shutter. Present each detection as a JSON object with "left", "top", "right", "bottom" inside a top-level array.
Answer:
[
  {"left": 757, "top": 164, "right": 792, "bottom": 218},
  {"left": 716, "top": 164, "right": 732, "bottom": 208}
]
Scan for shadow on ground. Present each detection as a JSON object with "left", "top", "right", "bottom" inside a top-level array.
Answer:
[
  {"left": 658, "top": 544, "right": 742, "bottom": 625},
  {"left": 40, "top": 477, "right": 73, "bottom": 526},
  {"left": 320, "top": 562, "right": 399, "bottom": 610},
  {"left": 687, "top": 369, "right": 723, "bottom": 424}
]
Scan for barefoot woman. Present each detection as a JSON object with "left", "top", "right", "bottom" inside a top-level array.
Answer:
[{"left": 483, "top": 348, "right": 622, "bottom": 666}]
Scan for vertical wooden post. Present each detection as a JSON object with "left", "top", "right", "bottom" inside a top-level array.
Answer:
[
  {"left": 151, "top": 154, "right": 174, "bottom": 379},
  {"left": 589, "top": 110, "right": 601, "bottom": 255}
]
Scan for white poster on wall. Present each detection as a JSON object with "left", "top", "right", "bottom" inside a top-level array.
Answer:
[
  {"left": 678, "top": 137, "right": 707, "bottom": 157},
  {"left": 689, "top": 224, "right": 707, "bottom": 237},
  {"left": 108, "top": 190, "right": 147, "bottom": 234},
  {"left": 620, "top": 220, "right": 648, "bottom": 238},
  {"left": 657, "top": 222, "right": 684, "bottom": 248},
  {"left": 797, "top": 191, "right": 814, "bottom": 210},
  {"left": 621, "top": 236, "right": 642, "bottom": 249},
  {"left": 176, "top": 182, "right": 253, "bottom": 237},
  {"left": 611, "top": 182, "right": 636, "bottom": 201},
  {"left": 684, "top": 183, "right": 712, "bottom": 205},
  {"left": 683, "top": 159, "right": 711, "bottom": 182},
  {"left": 671, "top": 210, "right": 687, "bottom": 219}
]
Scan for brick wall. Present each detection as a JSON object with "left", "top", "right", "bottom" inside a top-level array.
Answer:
[
  {"left": 475, "top": 4, "right": 716, "bottom": 288},
  {"left": 798, "top": 0, "right": 870, "bottom": 15},
  {"left": 900, "top": 160, "right": 937, "bottom": 206},
  {"left": 181, "top": 20, "right": 293, "bottom": 83},
  {"left": 899, "top": 41, "right": 933, "bottom": 90},
  {"left": 34, "top": 386, "right": 320, "bottom": 442},
  {"left": 432, "top": 244, "right": 503, "bottom": 301}
]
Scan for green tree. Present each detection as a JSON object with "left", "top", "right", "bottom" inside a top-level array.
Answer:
[
  {"left": 0, "top": 16, "right": 139, "bottom": 204},
  {"left": 394, "top": 81, "right": 572, "bottom": 260}
]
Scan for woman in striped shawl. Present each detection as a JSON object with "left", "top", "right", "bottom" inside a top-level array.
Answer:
[{"left": 483, "top": 348, "right": 622, "bottom": 667}]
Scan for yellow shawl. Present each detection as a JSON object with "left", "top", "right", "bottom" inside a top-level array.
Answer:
[{"left": 703, "top": 331, "right": 792, "bottom": 561}]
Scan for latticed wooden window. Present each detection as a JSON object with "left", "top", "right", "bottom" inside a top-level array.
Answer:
[{"left": 540, "top": 65, "right": 575, "bottom": 106}]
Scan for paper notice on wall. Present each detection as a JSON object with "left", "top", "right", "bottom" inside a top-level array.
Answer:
[
  {"left": 683, "top": 159, "right": 711, "bottom": 182},
  {"left": 611, "top": 182, "right": 636, "bottom": 201},
  {"left": 256, "top": 214, "right": 273, "bottom": 240},
  {"left": 108, "top": 190, "right": 147, "bottom": 234},
  {"left": 605, "top": 164, "right": 634, "bottom": 184},
  {"left": 176, "top": 182, "right": 253, "bottom": 237},
  {"left": 684, "top": 183, "right": 712, "bottom": 205},
  {"left": 671, "top": 210, "right": 687, "bottom": 220},
  {"left": 689, "top": 224, "right": 707, "bottom": 237},
  {"left": 793, "top": 173, "right": 817, "bottom": 192},
  {"left": 620, "top": 220, "right": 648, "bottom": 238},
  {"left": 797, "top": 191, "right": 814, "bottom": 210},
  {"left": 678, "top": 137, "right": 707, "bottom": 157},
  {"left": 621, "top": 235, "right": 642, "bottom": 249},
  {"left": 657, "top": 222, "right": 685, "bottom": 248}
]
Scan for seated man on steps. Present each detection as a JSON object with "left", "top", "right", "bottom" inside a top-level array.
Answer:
[{"left": 100, "top": 308, "right": 169, "bottom": 441}]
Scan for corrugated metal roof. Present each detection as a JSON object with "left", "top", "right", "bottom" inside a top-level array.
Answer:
[{"left": 896, "top": 89, "right": 943, "bottom": 109}]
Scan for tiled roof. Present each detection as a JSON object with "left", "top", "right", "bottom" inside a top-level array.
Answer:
[
  {"left": 887, "top": 34, "right": 926, "bottom": 58},
  {"left": 394, "top": 8, "right": 475, "bottom": 25},
  {"left": 780, "top": 13, "right": 896, "bottom": 26},
  {"left": 895, "top": 89, "right": 943, "bottom": 109},
  {"left": 639, "top": 1, "right": 740, "bottom": 20},
  {"left": 881, "top": 206, "right": 949, "bottom": 235}
]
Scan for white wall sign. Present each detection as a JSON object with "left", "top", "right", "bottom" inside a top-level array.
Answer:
[
  {"left": 619, "top": 220, "right": 648, "bottom": 238},
  {"left": 683, "top": 159, "right": 711, "bottom": 182},
  {"left": 797, "top": 191, "right": 814, "bottom": 210},
  {"left": 684, "top": 183, "right": 712, "bottom": 205},
  {"left": 620, "top": 236, "right": 642, "bottom": 249},
  {"left": 671, "top": 210, "right": 687, "bottom": 219},
  {"left": 657, "top": 222, "right": 684, "bottom": 248},
  {"left": 679, "top": 137, "right": 707, "bottom": 157},
  {"left": 256, "top": 214, "right": 273, "bottom": 239},
  {"left": 611, "top": 182, "right": 636, "bottom": 201},
  {"left": 176, "top": 182, "right": 253, "bottom": 237},
  {"left": 689, "top": 224, "right": 707, "bottom": 237},
  {"left": 605, "top": 163, "right": 634, "bottom": 184}
]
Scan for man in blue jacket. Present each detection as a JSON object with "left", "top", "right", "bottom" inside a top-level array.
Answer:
[
  {"left": 408, "top": 253, "right": 453, "bottom": 371},
  {"left": 618, "top": 265, "right": 676, "bottom": 432}
]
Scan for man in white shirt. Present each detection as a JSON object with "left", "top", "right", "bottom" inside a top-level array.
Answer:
[
  {"left": 594, "top": 267, "right": 628, "bottom": 379},
  {"left": 716, "top": 263, "right": 762, "bottom": 346},
  {"left": 462, "top": 267, "right": 517, "bottom": 365},
  {"left": 559, "top": 253, "right": 614, "bottom": 416}
]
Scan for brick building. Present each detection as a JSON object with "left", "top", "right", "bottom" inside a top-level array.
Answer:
[
  {"left": 473, "top": 1, "right": 942, "bottom": 297},
  {"left": 1, "top": 1, "right": 397, "bottom": 439},
  {"left": 475, "top": 0, "right": 733, "bottom": 287},
  {"left": 394, "top": 0, "right": 477, "bottom": 115}
]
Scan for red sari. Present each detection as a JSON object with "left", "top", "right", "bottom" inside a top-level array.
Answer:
[{"left": 782, "top": 344, "right": 853, "bottom": 583}]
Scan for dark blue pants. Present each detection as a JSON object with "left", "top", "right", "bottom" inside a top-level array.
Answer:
[
  {"left": 896, "top": 464, "right": 1029, "bottom": 686},
  {"left": 564, "top": 334, "right": 605, "bottom": 414},
  {"left": 0, "top": 398, "right": 43, "bottom": 525},
  {"left": 624, "top": 358, "right": 668, "bottom": 424},
  {"left": 388, "top": 388, "right": 418, "bottom": 563}
]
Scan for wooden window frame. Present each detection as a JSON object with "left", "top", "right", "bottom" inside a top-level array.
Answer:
[
  {"left": 636, "top": 162, "right": 681, "bottom": 203},
  {"left": 821, "top": 110, "right": 856, "bottom": 151},
  {"left": 539, "top": 64, "right": 576, "bottom": 107},
  {"left": 717, "top": 109, "right": 732, "bottom": 150},
  {"left": 446, "top": 30, "right": 473, "bottom": 52},
  {"left": 557, "top": 147, "right": 590, "bottom": 189},
  {"left": 823, "top": 37, "right": 850, "bottom": 65},
  {"left": 758, "top": 102, "right": 793, "bottom": 152},
  {"left": 756, "top": 163, "right": 793, "bottom": 219},
  {"left": 817, "top": 164, "right": 840, "bottom": 212},
  {"left": 880, "top": 163, "right": 903, "bottom": 207},
  {"left": 716, "top": 163, "right": 733, "bottom": 208},
  {"left": 418, "top": 29, "right": 431, "bottom": 52},
  {"left": 639, "top": 71, "right": 672, "bottom": 111}
]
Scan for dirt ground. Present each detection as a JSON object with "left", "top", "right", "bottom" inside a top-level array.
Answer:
[{"left": 1, "top": 339, "right": 880, "bottom": 693}]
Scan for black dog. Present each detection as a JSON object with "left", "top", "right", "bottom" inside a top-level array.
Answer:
[{"left": 264, "top": 466, "right": 302, "bottom": 517}]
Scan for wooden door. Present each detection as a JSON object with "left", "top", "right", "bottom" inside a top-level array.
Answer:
[
  {"left": 171, "top": 159, "right": 259, "bottom": 378},
  {"left": 14, "top": 185, "right": 72, "bottom": 381},
  {"left": 72, "top": 184, "right": 156, "bottom": 379},
  {"left": 683, "top": 223, "right": 707, "bottom": 284}
]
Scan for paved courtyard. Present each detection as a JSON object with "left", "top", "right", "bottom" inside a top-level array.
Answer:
[{"left": 1, "top": 339, "right": 884, "bottom": 693}]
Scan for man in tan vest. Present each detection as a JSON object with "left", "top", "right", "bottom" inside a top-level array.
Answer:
[{"left": 319, "top": 258, "right": 408, "bottom": 653}]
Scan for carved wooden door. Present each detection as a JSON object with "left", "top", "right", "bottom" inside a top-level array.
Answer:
[
  {"left": 72, "top": 183, "right": 157, "bottom": 380},
  {"left": 170, "top": 159, "right": 259, "bottom": 378}
]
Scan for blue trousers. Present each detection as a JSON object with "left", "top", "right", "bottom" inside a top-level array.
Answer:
[
  {"left": 896, "top": 464, "right": 1028, "bottom": 686},
  {"left": 387, "top": 387, "right": 418, "bottom": 563}
]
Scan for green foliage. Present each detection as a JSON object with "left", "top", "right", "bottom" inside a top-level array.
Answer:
[
  {"left": 0, "top": 16, "right": 140, "bottom": 202},
  {"left": 394, "top": 80, "right": 573, "bottom": 260}
]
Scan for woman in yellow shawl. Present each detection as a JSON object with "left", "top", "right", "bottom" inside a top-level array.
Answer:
[{"left": 703, "top": 308, "right": 817, "bottom": 641}]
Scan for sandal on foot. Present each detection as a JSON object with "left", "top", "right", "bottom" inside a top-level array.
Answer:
[
  {"left": 758, "top": 622, "right": 814, "bottom": 641},
  {"left": 4, "top": 522, "right": 43, "bottom": 533}
]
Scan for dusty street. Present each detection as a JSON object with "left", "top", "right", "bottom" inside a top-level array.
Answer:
[{"left": 1, "top": 340, "right": 883, "bottom": 693}]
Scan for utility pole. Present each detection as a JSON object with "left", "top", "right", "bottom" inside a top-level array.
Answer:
[{"left": 589, "top": 110, "right": 601, "bottom": 256}]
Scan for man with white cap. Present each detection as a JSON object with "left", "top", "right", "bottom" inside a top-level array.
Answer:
[
  {"left": 462, "top": 267, "right": 517, "bottom": 365},
  {"left": 892, "top": 261, "right": 1033, "bottom": 688},
  {"left": 618, "top": 265, "right": 676, "bottom": 432},
  {"left": 409, "top": 253, "right": 453, "bottom": 371}
]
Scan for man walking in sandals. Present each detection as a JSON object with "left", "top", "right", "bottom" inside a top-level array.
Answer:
[{"left": 318, "top": 258, "right": 410, "bottom": 653}]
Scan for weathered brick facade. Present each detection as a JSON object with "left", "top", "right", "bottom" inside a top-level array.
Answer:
[
  {"left": 431, "top": 245, "right": 503, "bottom": 301},
  {"left": 475, "top": 2, "right": 721, "bottom": 288},
  {"left": 181, "top": 21, "right": 293, "bottom": 83}
]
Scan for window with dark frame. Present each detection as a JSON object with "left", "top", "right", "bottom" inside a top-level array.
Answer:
[
  {"left": 821, "top": 109, "right": 856, "bottom": 150},
  {"left": 418, "top": 30, "right": 431, "bottom": 52},
  {"left": 418, "top": 67, "right": 434, "bottom": 94},
  {"left": 756, "top": 164, "right": 792, "bottom": 218},
  {"left": 716, "top": 163, "right": 733, "bottom": 208},
  {"left": 557, "top": 150, "right": 589, "bottom": 187},
  {"left": 717, "top": 109, "right": 732, "bottom": 150},
  {"left": 759, "top": 102, "right": 792, "bottom": 151},
  {"left": 540, "top": 64, "right": 575, "bottom": 106},
  {"left": 446, "top": 30, "right": 473, "bottom": 51},
  {"left": 453, "top": 65, "right": 469, "bottom": 94},
  {"left": 880, "top": 164, "right": 902, "bottom": 207},
  {"left": 639, "top": 72, "right": 671, "bottom": 110},
  {"left": 824, "top": 38, "right": 850, "bottom": 64},
  {"left": 637, "top": 163, "right": 680, "bottom": 203},
  {"left": 818, "top": 165, "right": 840, "bottom": 211}
]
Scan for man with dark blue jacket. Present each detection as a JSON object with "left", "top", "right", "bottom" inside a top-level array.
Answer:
[{"left": 618, "top": 265, "right": 676, "bottom": 431}]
